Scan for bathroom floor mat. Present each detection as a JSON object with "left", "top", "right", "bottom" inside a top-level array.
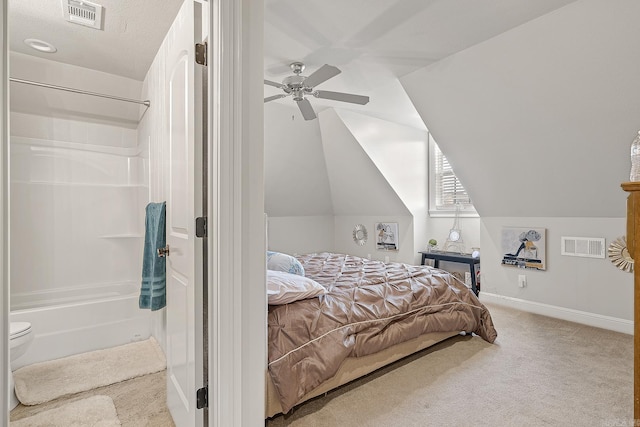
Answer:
[
  {"left": 10, "top": 395, "right": 121, "bottom": 426},
  {"left": 13, "top": 337, "right": 166, "bottom": 406}
]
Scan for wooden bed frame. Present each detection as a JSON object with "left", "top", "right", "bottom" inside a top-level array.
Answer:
[{"left": 265, "top": 330, "right": 459, "bottom": 418}]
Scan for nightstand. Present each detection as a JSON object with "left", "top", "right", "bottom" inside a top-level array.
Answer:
[{"left": 419, "top": 251, "right": 480, "bottom": 296}]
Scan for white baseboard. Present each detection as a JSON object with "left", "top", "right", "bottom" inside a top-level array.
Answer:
[{"left": 479, "top": 292, "right": 633, "bottom": 335}]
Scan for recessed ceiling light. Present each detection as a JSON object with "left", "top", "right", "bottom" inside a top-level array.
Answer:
[{"left": 24, "top": 38, "right": 57, "bottom": 53}]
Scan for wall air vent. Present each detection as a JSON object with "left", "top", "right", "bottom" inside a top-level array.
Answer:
[
  {"left": 561, "top": 236, "right": 606, "bottom": 259},
  {"left": 63, "top": 0, "right": 103, "bottom": 30}
]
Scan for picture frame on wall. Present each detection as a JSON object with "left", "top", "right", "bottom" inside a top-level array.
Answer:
[
  {"left": 501, "top": 227, "right": 546, "bottom": 270},
  {"left": 376, "top": 222, "right": 398, "bottom": 251}
]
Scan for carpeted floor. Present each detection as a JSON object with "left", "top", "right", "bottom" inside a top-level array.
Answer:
[
  {"left": 266, "top": 302, "right": 633, "bottom": 426},
  {"left": 10, "top": 302, "right": 633, "bottom": 426}
]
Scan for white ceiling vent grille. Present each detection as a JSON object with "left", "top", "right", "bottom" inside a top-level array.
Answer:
[
  {"left": 561, "top": 236, "right": 606, "bottom": 259},
  {"left": 63, "top": 0, "right": 103, "bottom": 30}
]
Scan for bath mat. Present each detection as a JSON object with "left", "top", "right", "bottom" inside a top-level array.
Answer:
[
  {"left": 10, "top": 395, "right": 121, "bottom": 426},
  {"left": 13, "top": 337, "right": 166, "bottom": 406}
]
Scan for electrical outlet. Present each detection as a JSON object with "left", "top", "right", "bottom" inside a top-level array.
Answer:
[{"left": 518, "top": 274, "right": 527, "bottom": 288}]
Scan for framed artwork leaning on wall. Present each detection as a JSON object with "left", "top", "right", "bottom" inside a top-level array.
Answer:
[
  {"left": 376, "top": 222, "right": 398, "bottom": 251},
  {"left": 501, "top": 227, "right": 546, "bottom": 270}
]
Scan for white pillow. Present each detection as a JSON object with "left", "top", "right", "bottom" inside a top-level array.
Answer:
[
  {"left": 267, "top": 270, "right": 326, "bottom": 305},
  {"left": 267, "top": 251, "right": 305, "bottom": 276}
]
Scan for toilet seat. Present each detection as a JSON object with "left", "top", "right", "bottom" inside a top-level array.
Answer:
[{"left": 10, "top": 322, "right": 32, "bottom": 339}]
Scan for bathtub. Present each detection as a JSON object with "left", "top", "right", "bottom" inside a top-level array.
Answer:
[{"left": 10, "top": 281, "right": 153, "bottom": 369}]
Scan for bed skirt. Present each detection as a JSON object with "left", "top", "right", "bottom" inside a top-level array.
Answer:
[{"left": 265, "top": 330, "right": 459, "bottom": 418}]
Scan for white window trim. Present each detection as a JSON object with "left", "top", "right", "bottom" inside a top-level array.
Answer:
[{"left": 428, "top": 134, "right": 478, "bottom": 218}]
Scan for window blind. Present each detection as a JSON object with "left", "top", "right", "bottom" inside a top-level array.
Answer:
[{"left": 433, "top": 143, "right": 473, "bottom": 210}]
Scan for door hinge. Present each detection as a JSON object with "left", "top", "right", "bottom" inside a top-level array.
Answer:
[
  {"left": 195, "top": 42, "right": 207, "bottom": 66},
  {"left": 195, "top": 217, "right": 207, "bottom": 238},
  {"left": 196, "top": 386, "right": 208, "bottom": 409}
]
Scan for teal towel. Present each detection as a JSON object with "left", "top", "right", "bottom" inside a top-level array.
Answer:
[{"left": 139, "top": 202, "right": 166, "bottom": 311}]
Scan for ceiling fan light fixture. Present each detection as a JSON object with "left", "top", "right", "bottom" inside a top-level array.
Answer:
[
  {"left": 283, "top": 75, "right": 304, "bottom": 88},
  {"left": 264, "top": 62, "right": 369, "bottom": 120},
  {"left": 290, "top": 62, "right": 305, "bottom": 74},
  {"left": 293, "top": 90, "right": 304, "bottom": 102}
]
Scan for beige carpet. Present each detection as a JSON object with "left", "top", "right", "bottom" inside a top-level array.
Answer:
[
  {"left": 13, "top": 337, "right": 166, "bottom": 406},
  {"left": 9, "top": 304, "right": 633, "bottom": 426},
  {"left": 10, "top": 395, "right": 120, "bottom": 427},
  {"left": 267, "top": 302, "right": 633, "bottom": 426}
]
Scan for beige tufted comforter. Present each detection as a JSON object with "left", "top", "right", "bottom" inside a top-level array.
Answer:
[{"left": 267, "top": 253, "right": 498, "bottom": 413}]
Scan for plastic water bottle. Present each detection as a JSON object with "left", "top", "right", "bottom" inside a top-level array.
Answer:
[{"left": 631, "top": 131, "right": 640, "bottom": 181}]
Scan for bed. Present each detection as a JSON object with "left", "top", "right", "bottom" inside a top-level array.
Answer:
[{"left": 266, "top": 252, "right": 498, "bottom": 418}]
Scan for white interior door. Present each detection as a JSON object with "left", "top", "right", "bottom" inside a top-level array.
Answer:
[{"left": 165, "top": 1, "right": 204, "bottom": 426}]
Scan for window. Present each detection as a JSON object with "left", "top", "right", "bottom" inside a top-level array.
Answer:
[{"left": 429, "top": 135, "right": 477, "bottom": 217}]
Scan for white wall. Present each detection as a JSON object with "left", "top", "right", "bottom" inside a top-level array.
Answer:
[
  {"left": 399, "top": 0, "right": 639, "bottom": 327},
  {"left": 138, "top": 26, "right": 169, "bottom": 350},
  {"left": 9, "top": 55, "right": 148, "bottom": 304},
  {"left": 265, "top": 103, "right": 482, "bottom": 265},
  {"left": 264, "top": 102, "right": 332, "bottom": 216},
  {"left": 333, "top": 215, "right": 414, "bottom": 262},
  {"left": 267, "top": 215, "right": 334, "bottom": 254},
  {"left": 1, "top": 2, "right": 9, "bottom": 418},
  {"left": 401, "top": 0, "right": 640, "bottom": 219},
  {"left": 10, "top": 52, "right": 143, "bottom": 127},
  {"left": 335, "top": 109, "right": 427, "bottom": 263},
  {"left": 319, "top": 108, "right": 409, "bottom": 217},
  {"left": 481, "top": 217, "right": 633, "bottom": 330},
  {"left": 264, "top": 102, "right": 336, "bottom": 257}
]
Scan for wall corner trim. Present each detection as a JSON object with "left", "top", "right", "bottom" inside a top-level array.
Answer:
[{"left": 479, "top": 292, "right": 633, "bottom": 335}]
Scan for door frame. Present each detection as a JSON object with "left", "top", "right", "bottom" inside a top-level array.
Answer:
[
  {"left": 0, "top": 0, "right": 266, "bottom": 424},
  {"left": 207, "top": 0, "right": 265, "bottom": 425},
  {"left": 1, "top": 1, "right": 9, "bottom": 422}
]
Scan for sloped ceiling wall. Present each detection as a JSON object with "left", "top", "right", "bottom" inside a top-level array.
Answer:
[
  {"left": 400, "top": 0, "right": 640, "bottom": 218},
  {"left": 265, "top": 102, "right": 411, "bottom": 218},
  {"left": 264, "top": 102, "right": 333, "bottom": 216},
  {"left": 318, "top": 108, "right": 409, "bottom": 216},
  {"left": 335, "top": 109, "right": 428, "bottom": 213}
]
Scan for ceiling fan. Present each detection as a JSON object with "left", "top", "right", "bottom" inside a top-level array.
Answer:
[{"left": 264, "top": 62, "right": 370, "bottom": 121}]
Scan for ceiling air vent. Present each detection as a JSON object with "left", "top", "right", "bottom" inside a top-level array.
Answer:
[
  {"left": 63, "top": 0, "right": 103, "bottom": 30},
  {"left": 561, "top": 236, "right": 606, "bottom": 259}
]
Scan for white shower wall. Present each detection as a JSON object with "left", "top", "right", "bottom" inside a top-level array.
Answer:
[
  {"left": 9, "top": 111, "right": 148, "bottom": 303},
  {"left": 9, "top": 52, "right": 150, "bottom": 305}
]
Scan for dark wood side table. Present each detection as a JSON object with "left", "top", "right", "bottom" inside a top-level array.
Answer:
[{"left": 419, "top": 251, "right": 480, "bottom": 296}]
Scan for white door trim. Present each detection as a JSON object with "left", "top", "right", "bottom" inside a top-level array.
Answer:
[
  {"left": 208, "top": 0, "right": 265, "bottom": 425},
  {"left": 1, "top": 1, "right": 9, "bottom": 423}
]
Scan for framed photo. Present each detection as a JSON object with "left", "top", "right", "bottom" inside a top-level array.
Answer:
[
  {"left": 501, "top": 227, "right": 546, "bottom": 270},
  {"left": 375, "top": 222, "right": 398, "bottom": 251}
]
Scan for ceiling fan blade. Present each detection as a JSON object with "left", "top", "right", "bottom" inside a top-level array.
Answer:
[
  {"left": 303, "top": 64, "right": 341, "bottom": 88},
  {"left": 264, "top": 79, "right": 283, "bottom": 88},
  {"left": 314, "top": 90, "right": 370, "bottom": 105},
  {"left": 264, "top": 94, "right": 287, "bottom": 103},
  {"left": 296, "top": 98, "right": 316, "bottom": 120}
]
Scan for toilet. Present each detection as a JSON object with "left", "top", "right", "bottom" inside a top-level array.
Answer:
[{"left": 9, "top": 322, "right": 33, "bottom": 410}]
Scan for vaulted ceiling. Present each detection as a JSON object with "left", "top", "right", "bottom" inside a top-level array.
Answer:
[
  {"left": 10, "top": 0, "right": 579, "bottom": 120},
  {"left": 15, "top": 0, "right": 635, "bottom": 219},
  {"left": 263, "top": 0, "right": 578, "bottom": 128}
]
